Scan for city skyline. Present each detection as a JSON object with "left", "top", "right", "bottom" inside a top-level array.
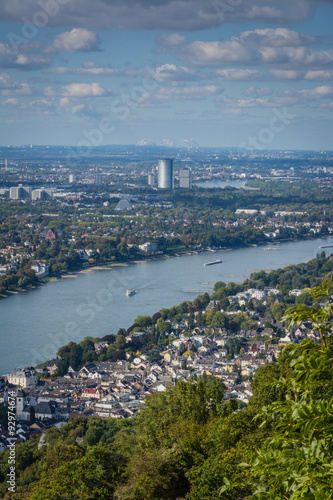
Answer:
[{"left": 0, "top": 0, "right": 332, "bottom": 150}]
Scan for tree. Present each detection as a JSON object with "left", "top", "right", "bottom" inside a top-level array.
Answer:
[
  {"left": 151, "top": 312, "right": 162, "bottom": 324},
  {"left": 69, "top": 344, "right": 83, "bottom": 369},
  {"left": 283, "top": 276, "right": 333, "bottom": 348},
  {"left": 156, "top": 319, "right": 171, "bottom": 335},
  {"left": 242, "top": 340, "right": 333, "bottom": 499},
  {"left": 31, "top": 445, "right": 122, "bottom": 500},
  {"left": 221, "top": 277, "right": 333, "bottom": 499},
  {"left": 134, "top": 315, "right": 152, "bottom": 328},
  {"left": 210, "top": 311, "right": 228, "bottom": 329},
  {"left": 55, "top": 359, "right": 69, "bottom": 377},
  {"left": 147, "top": 348, "right": 162, "bottom": 364},
  {"left": 114, "top": 334, "right": 126, "bottom": 351}
]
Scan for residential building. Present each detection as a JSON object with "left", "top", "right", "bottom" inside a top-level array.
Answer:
[{"left": 7, "top": 369, "right": 38, "bottom": 389}]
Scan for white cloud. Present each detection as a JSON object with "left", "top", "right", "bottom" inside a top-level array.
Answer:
[
  {"left": 143, "top": 85, "right": 223, "bottom": 103},
  {"left": 171, "top": 28, "right": 333, "bottom": 78},
  {"left": 2, "top": 83, "right": 33, "bottom": 96},
  {"left": 244, "top": 87, "right": 273, "bottom": 97},
  {"left": 219, "top": 85, "right": 333, "bottom": 109},
  {"left": 60, "top": 82, "right": 108, "bottom": 97},
  {"left": 179, "top": 39, "right": 254, "bottom": 66},
  {"left": 1, "top": 98, "right": 56, "bottom": 115},
  {"left": 154, "top": 64, "right": 199, "bottom": 82},
  {"left": 71, "top": 104, "right": 85, "bottom": 114},
  {"left": 0, "top": 43, "right": 51, "bottom": 70},
  {"left": 238, "top": 28, "right": 317, "bottom": 47},
  {"left": 46, "top": 83, "right": 110, "bottom": 98},
  {"left": 0, "top": 72, "right": 17, "bottom": 89},
  {"left": 269, "top": 69, "right": 305, "bottom": 80},
  {"left": 0, "top": 0, "right": 325, "bottom": 31},
  {"left": 47, "top": 61, "right": 118, "bottom": 76},
  {"left": 215, "top": 68, "right": 264, "bottom": 81},
  {"left": 1, "top": 97, "right": 19, "bottom": 106},
  {"left": 299, "top": 85, "right": 333, "bottom": 99},
  {"left": 21, "top": 99, "right": 55, "bottom": 114},
  {"left": 304, "top": 70, "right": 333, "bottom": 81},
  {"left": 52, "top": 29, "right": 100, "bottom": 52},
  {"left": 156, "top": 34, "right": 187, "bottom": 46}
]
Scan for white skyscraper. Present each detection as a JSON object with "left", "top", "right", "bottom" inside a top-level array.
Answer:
[{"left": 157, "top": 158, "right": 174, "bottom": 189}]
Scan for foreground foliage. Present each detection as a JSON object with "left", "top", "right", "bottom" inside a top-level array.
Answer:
[{"left": 1, "top": 277, "right": 333, "bottom": 499}]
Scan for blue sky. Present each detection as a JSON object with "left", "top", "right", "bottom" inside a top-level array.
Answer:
[{"left": 0, "top": 0, "right": 332, "bottom": 150}]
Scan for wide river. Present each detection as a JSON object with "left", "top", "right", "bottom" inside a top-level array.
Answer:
[{"left": 1, "top": 236, "right": 333, "bottom": 375}]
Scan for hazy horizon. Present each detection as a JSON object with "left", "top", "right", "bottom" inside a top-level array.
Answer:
[{"left": 0, "top": 0, "right": 332, "bottom": 150}]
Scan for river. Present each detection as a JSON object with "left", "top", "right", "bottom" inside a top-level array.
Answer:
[{"left": 1, "top": 236, "right": 333, "bottom": 375}]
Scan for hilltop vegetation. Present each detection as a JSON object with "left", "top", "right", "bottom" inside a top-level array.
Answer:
[
  {"left": 1, "top": 339, "right": 333, "bottom": 498},
  {"left": 0, "top": 259, "right": 333, "bottom": 498}
]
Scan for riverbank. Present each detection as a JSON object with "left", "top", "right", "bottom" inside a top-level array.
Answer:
[
  {"left": 0, "top": 234, "right": 329, "bottom": 301},
  {"left": 1, "top": 235, "right": 332, "bottom": 376}
]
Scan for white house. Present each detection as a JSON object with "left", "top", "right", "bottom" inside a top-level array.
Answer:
[{"left": 7, "top": 369, "right": 38, "bottom": 389}]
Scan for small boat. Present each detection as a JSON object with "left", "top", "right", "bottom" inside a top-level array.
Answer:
[
  {"left": 263, "top": 247, "right": 279, "bottom": 251},
  {"left": 204, "top": 259, "right": 222, "bottom": 267},
  {"left": 126, "top": 289, "right": 136, "bottom": 296}
]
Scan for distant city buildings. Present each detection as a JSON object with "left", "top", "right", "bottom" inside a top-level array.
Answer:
[
  {"left": 157, "top": 158, "right": 174, "bottom": 189},
  {"left": 9, "top": 185, "right": 54, "bottom": 200},
  {"left": 139, "top": 242, "right": 158, "bottom": 252},
  {"left": 148, "top": 173, "right": 156, "bottom": 186},
  {"left": 179, "top": 168, "right": 192, "bottom": 188},
  {"left": 69, "top": 174, "right": 76, "bottom": 183},
  {"left": 115, "top": 199, "right": 133, "bottom": 211},
  {"left": 10, "top": 185, "right": 31, "bottom": 200},
  {"left": 31, "top": 188, "right": 54, "bottom": 200},
  {"left": 95, "top": 174, "right": 103, "bottom": 185}
]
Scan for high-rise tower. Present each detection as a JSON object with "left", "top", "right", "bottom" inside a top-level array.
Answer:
[
  {"left": 157, "top": 158, "right": 174, "bottom": 189},
  {"left": 179, "top": 168, "right": 192, "bottom": 188}
]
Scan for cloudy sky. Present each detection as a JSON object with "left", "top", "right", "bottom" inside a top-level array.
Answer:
[{"left": 0, "top": 0, "right": 332, "bottom": 150}]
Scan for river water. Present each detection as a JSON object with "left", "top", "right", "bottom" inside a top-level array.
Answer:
[{"left": 1, "top": 236, "right": 332, "bottom": 375}]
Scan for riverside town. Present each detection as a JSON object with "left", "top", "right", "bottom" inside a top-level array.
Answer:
[{"left": 1, "top": 0, "right": 333, "bottom": 497}]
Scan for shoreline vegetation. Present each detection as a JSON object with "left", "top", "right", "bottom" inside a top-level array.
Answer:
[
  {"left": 0, "top": 234, "right": 330, "bottom": 300},
  {"left": 11, "top": 252, "right": 333, "bottom": 377},
  {"left": 0, "top": 177, "right": 332, "bottom": 300}
]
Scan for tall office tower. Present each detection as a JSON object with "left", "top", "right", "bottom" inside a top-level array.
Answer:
[
  {"left": 157, "top": 158, "right": 174, "bottom": 189},
  {"left": 148, "top": 173, "right": 155, "bottom": 186},
  {"left": 95, "top": 174, "right": 103, "bottom": 185},
  {"left": 179, "top": 168, "right": 192, "bottom": 188},
  {"left": 69, "top": 174, "right": 76, "bottom": 184}
]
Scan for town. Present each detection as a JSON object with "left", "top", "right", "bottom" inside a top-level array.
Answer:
[{"left": 1, "top": 251, "right": 330, "bottom": 449}]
